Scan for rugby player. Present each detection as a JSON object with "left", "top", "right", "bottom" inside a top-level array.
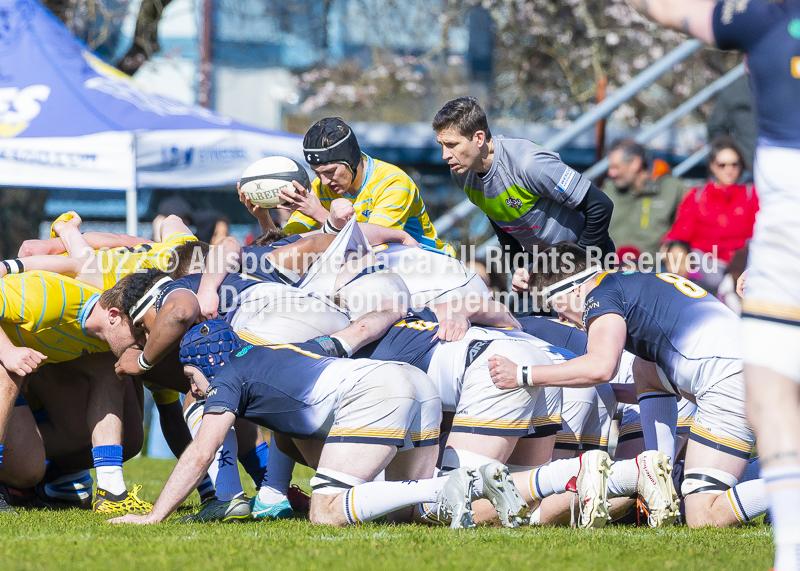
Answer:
[
  {"left": 245, "top": 117, "right": 453, "bottom": 255},
  {"left": 625, "top": 0, "right": 800, "bottom": 566},
  {"left": 0, "top": 269, "right": 148, "bottom": 514},
  {"left": 108, "top": 320, "right": 523, "bottom": 529},
  {"left": 432, "top": 96, "right": 614, "bottom": 289},
  {"left": 490, "top": 242, "right": 768, "bottom": 529}
]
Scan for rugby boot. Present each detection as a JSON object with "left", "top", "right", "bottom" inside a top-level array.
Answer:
[
  {"left": 436, "top": 467, "right": 477, "bottom": 529},
  {"left": 478, "top": 462, "right": 528, "bottom": 528},
  {"left": 287, "top": 484, "right": 311, "bottom": 514},
  {"left": 251, "top": 496, "right": 293, "bottom": 520},
  {"left": 0, "top": 485, "right": 18, "bottom": 515},
  {"left": 181, "top": 494, "right": 251, "bottom": 523},
  {"left": 44, "top": 470, "right": 93, "bottom": 509},
  {"left": 92, "top": 484, "right": 153, "bottom": 516},
  {"left": 635, "top": 450, "right": 679, "bottom": 528},
  {"left": 0, "top": 484, "right": 51, "bottom": 511},
  {"left": 572, "top": 449, "right": 613, "bottom": 529}
]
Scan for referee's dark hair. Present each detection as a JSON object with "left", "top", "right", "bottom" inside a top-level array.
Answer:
[
  {"left": 432, "top": 97, "right": 492, "bottom": 141},
  {"left": 608, "top": 138, "right": 651, "bottom": 170}
]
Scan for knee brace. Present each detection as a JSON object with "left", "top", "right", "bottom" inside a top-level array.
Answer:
[
  {"left": 681, "top": 467, "right": 739, "bottom": 497},
  {"left": 310, "top": 468, "right": 365, "bottom": 496}
]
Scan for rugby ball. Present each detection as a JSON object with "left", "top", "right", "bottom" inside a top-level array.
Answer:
[{"left": 240, "top": 156, "right": 310, "bottom": 209}]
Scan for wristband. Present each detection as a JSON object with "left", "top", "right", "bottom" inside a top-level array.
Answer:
[
  {"left": 1, "top": 259, "right": 24, "bottom": 275},
  {"left": 322, "top": 218, "right": 342, "bottom": 235},
  {"left": 312, "top": 335, "right": 352, "bottom": 358},
  {"left": 516, "top": 365, "right": 531, "bottom": 387},
  {"left": 138, "top": 352, "right": 154, "bottom": 371}
]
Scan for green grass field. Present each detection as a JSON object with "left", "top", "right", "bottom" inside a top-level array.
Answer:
[{"left": 0, "top": 457, "right": 774, "bottom": 571}]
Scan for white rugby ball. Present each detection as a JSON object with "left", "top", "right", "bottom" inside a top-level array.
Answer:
[{"left": 239, "top": 156, "right": 310, "bottom": 209}]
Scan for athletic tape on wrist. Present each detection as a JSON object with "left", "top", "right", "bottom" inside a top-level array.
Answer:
[
  {"left": 516, "top": 365, "right": 531, "bottom": 387},
  {"left": 137, "top": 352, "right": 154, "bottom": 371},
  {"left": 322, "top": 218, "right": 342, "bottom": 235},
  {"left": 1, "top": 259, "right": 24, "bottom": 275}
]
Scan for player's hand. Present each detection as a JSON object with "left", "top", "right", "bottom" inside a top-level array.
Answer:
[
  {"left": 488, "top": 354, "right": 520, "bottom": 390},
  {"left": 115, "top": 348, "right": 145, "bottom": 377},
  {"left": 18, "top": 239, "right": 50, "bottom": 257},
  {"left": 400, "top": 232, "right": 420, "bottom": 247},
  {"left": 0, "top": 347, "right": 47, "bottom": 376},
  {"left": 328, "top": 198, "right": 355, "bottom": 230},
  {"left": 435, "top": 313, "right": 470, "bottom": 342},
  {"left": 238, "top": 182, "right": 273, "bottom": 222},
  {"left": 52, "top": 211, "right": 82, "bottom": 236},
  {"left": 511, "top": 267, "right": 530, "bottom": 293},
  {"left": 277, "top": 182, "right": 328, "bottom": 224},
  {"left": 196, "top": 289, "right": 219, "bottom": 321},
  {"left": 736, "top": 270, "right": 747, "bottom": 298},
  {"left": 108, "top": 513, "right": 157, "bottom": 525}
]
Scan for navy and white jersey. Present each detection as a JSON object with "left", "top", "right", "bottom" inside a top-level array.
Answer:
[
  {"left": 155, "top": 273, "right": 202, "bottom": 312},
  {"left": 244, "top": 235, "right": 303, "bottom": 252},
  {"left": 235, "top": 245, "right": 300, "bottom": 286},
  {"left": 517, "top": 316, "right": 588, "bottom": 356},
  {"left": 582, "top": 271, "right": 742, "bottom": 395},
  {"left": 352, "top": 308, "right": 442, "bottom": 372},
  {"left": 371, "top": 243, "right": 491, "bottom": 306},
  {"left": 204, "top": 341, "right": 366, "bottom": 439},
  {"left": 712, "top": 0, "right": 800, "bottom": 149}
]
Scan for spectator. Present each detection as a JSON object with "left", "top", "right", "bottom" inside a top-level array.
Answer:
[
  {"left": 663, "top": 136, "right": 759, "bottom": 265},
  {"left": 716, "top": 247, "right": 748, "bottom": 315},
  {"left": 707, "top": 74, "right": 757, "bottom": 175},
  {"left": 604, "top": 139, "right": 685, "bottom": 257},
  {"left": 660, "top": 239, "right": 695, "bottom": 279}
]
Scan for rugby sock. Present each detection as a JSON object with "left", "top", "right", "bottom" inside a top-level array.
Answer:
[
  {"left": 0, "top": 444, "right": 3, "bottom": 469},
  {"left": 197, "top": 476, "right": 215, "bottom": 501},
  {"left": 258, "top": 434, "right": 295, "bottom": 504},
  {"left": 763, "top": 464, "right": 800, "bottom": 571},
  {"left": 725, "top": 479, "right": 768, "bottom": 523},
  {"left": 637, "top": 392, "right": 677, "bottom": 460},
  {"left": 92, "top": 445, "right": 126, "bottom": 496},
  {"left": 523, "top": 458, "right": 581, "bottom": 501},
  {"left": 239, "top": 442, "right": 270, "bottom": 488},
  {"left": 345, "top": 476, "right": 449, "bottom": 524},
  {"left": 211, "top": 428, "right": 244, "bottom": 501},
  {"left": 185, "top": 403, "right": 243, "bottom": 501},
  {"left": 607, "top": 459, "right": 639, "bottom": 497}
]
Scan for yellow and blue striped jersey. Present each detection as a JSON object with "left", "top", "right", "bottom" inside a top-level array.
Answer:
[
  {"left": 0, "top": 271, "right": 110, "bottom": 364},
  {"left": 95, "top": 231, "right": 197, "bottom": 290},
  {"left": 283, "top": 154, "right": 454, "bottom": 255}
]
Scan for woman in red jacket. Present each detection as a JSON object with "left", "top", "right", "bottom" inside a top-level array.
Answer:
[{"left": 663, "top": 136, "right": 759, "bottom": 264}]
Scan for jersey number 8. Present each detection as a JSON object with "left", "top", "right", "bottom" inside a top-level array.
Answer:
[{"left": 656, "top": 273, "right": 707, "bottom": 298}]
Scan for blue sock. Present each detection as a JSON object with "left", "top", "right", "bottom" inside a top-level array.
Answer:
[
  {"left": 92, "top": 445, "right": 125, "bottom": 496},
  {"left": 0, "top": 444, "right": 4, "bottom": 469},
  {"left": 239, "top": 442, "right": 269, "bottom": 488}
]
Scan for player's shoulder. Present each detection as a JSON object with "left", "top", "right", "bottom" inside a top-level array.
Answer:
[{"left": 368, "top": 158, "right": 416, "bottom": 190}]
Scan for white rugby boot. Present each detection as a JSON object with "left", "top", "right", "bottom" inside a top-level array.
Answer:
[
  {"left": 478, "top": 462, "right": 528, "bottom": 528},
  {"left": 436, "top": 467, "right": 477, "bottom": 529},
  {"left": 635, "top": 450, "right": 680, "bottom": 528},
  {"left": 573, "top": 450, "right": 613, "bottom": 529}
]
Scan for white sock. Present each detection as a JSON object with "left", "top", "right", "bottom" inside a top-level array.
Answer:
[
  {"left": 638, "top": 393, "right": 677, "bottom": 460},
  {"left": 607, "top": 459, "right": 639, "bottom": 497},
  {"left": 524, "top": 458, "right": 580, "bottom": 501},
  {"left": 258, "top": 433, "right": 295, "bottom": 504},
  {"left": 186, "top": 403, "right": 243, "bottom": 501},
  {"left": 764, "top": 465, "right": 800, "bottom": 571},
  {"left": 725, "top": 478, "right": 768, "bottom": 523},
  {"left": 345, "top": 476, "right": 449, "bottom": 524},
  {"left": 95, "top": 466, "right": 126, "bottom": 496}
]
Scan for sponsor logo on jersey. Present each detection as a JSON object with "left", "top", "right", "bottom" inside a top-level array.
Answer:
[
  {"left": 235, "top": 345, "right": 255, "bottom": 357},
  {"left": 720, "top": 0, "right": 749, "bottom": 25},
  {"left": 792, "top": 57, "right": 800, "bottom": 79},
  {"left": 206, "top": 387, "right": 218, "bottom": 397},
  {"left": 556, "top": 168, "right": 577, "bottom": 193},
  {"left": 505, "top": 197, "right": 523, "bottom": 209},
  {"left": 789, "top": 19, "right": 800, "bottom": 39}
]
